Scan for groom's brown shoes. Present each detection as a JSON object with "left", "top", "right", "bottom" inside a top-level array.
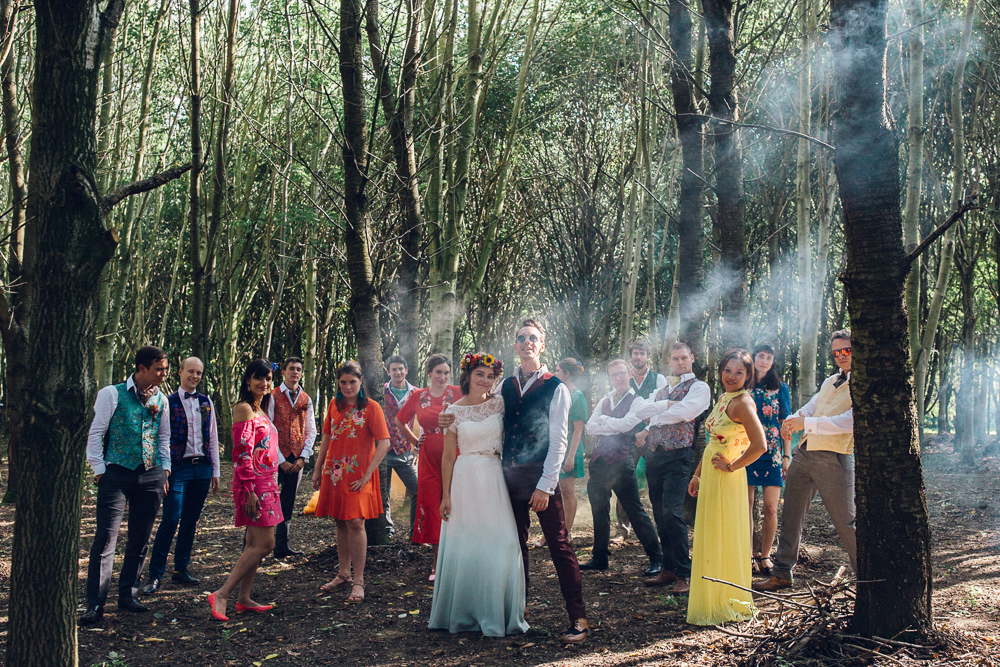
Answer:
[
  {"left": 561, "top": 621, "right": 589, "bottom": 644},
  {"left": 643, "top": 570, "right": 677, "bottom": 587}
]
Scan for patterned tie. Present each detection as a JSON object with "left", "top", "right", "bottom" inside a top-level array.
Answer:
[
  {"left": 183, "top": 391, "right": 198, "bottom": 400},
  {"left": 669, "top": 376, "right": 681, "bottom": 388}
]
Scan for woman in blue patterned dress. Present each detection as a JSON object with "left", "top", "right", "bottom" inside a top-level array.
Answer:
[{"left": 745, "top": 343, "right": 791, "bottom": 575}]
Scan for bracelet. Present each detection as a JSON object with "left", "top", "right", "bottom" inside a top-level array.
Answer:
[
  {"left": 726, "top": 462, "right": 733, "bottom": 472},
  {"left": 782, "top": 455, "right": 791, "bottom": 459}
]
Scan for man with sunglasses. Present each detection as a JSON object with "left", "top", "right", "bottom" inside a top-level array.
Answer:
[{"left": 754, "top": 329, "right": 856, "bottom": 592}]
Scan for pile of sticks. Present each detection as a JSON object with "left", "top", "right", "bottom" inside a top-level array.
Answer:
[{"left": 703, "top": 567, "right": 995, "bottom": 666}]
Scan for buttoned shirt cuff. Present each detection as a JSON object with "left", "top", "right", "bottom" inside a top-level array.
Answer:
[
  {"left": 535, "top": 476, "right": 558, "bottom": 494},
  {"left": 91, "top": 462, "right": 107, "bottom": 476}
]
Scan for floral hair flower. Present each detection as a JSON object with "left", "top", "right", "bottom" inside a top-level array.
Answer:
[{"left": 460, "top": 352, "right": 503, "bottom": 375}]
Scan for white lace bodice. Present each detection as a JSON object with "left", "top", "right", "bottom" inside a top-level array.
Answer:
[{"left": 443, "top": 395, "right": 504, "bottom": 457}]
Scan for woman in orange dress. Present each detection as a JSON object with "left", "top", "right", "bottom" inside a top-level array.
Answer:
[
  {"left": 311, "top": 360, "right": 390, "bottom": 603},
  {"left": 395, "top": 353, "right": 460, "bottom": 580}
]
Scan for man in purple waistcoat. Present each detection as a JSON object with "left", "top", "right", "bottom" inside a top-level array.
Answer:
[
  {"left": 634, "top": 342, "right": 711, "bottom": 593},
  {"left": 583, "top": 359, "right": 663, "bottom": 574}
]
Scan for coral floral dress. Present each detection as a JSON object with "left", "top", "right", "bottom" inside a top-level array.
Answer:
[
  {"left": 396, "top": 385, "right": 460, "bottom": 545},
  {"left": 315, "top": 400, "right": 390, "bottom": 521},
  {"left": 232, "top": 414, "right": 284, "bottom": 528}
]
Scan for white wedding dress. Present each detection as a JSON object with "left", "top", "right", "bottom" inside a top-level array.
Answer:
[{"left": 428, "top": 395, "right": 529, "bottom": 636}]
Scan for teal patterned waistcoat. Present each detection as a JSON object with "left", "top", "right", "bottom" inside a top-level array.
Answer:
[{"left": 104, "top": 382, "right": 168, "bottom": 470}]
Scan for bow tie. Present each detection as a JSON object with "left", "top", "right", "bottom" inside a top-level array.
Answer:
[
  {"left": 183, "top": 391, "right": 199, "bottom": 400},
  {"left": 833, "top": 372, "right": 848, "bottom": 388}
]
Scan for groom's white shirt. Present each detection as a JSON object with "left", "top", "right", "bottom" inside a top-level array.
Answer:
[{"left": 514, "top": 364, "right": 571, "bottom": 495}]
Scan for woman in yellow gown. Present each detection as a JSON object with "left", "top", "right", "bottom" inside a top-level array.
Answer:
[{"left": 687, "top": 349, "right": 768, "bottom": 625}]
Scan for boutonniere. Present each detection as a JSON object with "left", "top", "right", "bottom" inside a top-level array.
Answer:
[
  {"left": 148, "top": 403, "right": 161, "bottom": 417},
  {"left": 200, "top": 403, "right": 212, "bottom": 415}
]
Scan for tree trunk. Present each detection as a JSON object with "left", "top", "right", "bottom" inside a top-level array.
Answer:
[
  {"left": 0, "top": 0, "right": 27, "bottom": 504},
  {"left": 188, "top": 0, "right": 207, "bottom": 360},
  {"left": 365, "top": 0, "right": 424, "bottom": 365},
  {"left": 796, "top": 0, "right": 817, "bottom": 404},
  {"left": 703, "top": 0, "right": 747, "bottom": 351},
  {"left": 7, "top": 4, "right": 124, "bottom": 665},
  {"left": 668, "top": 0, "right": 706, "bottom": 357},
  {"left": 830, "top": 0, "right": 931, "bottom": 638},
  {"left": 913, "top": 0, "right": 976, "bottom": 431},
  {"left": 903, "top": 0, "right": 924, "bottom": 369},
  {"left": 340, "top": 0, "right": 386, "bottom": 540}
]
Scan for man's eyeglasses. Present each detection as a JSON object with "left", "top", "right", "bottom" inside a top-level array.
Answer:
[
  {"left": 516, "top": 334, "right": 541, "bottom": 344},
  {"left": 609, "top": 371, "right": 629, "bottom": 379},
  {"left": 831, "top": 347, "right": 852, "bottom": 358}
]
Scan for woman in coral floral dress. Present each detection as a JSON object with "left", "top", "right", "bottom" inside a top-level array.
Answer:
[
  {"left": 311, "top": 360, "right": 391, "bottom": 603},
  {"left": 209, "top": 359, "right": 283, "bottom": 621},
  {"left": 395, "top": 353, "right": 460, "bottom": 580}
]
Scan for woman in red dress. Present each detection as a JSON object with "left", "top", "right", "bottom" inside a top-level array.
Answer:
[
  {"left": 209, "top": 359, "right": 282, "bottom": 621},
  {"left": 311, "top": 361, "right": 391, "bottom": 603},
  {"left": 395, "top": 353, "right": 460, "bottom": 580}
]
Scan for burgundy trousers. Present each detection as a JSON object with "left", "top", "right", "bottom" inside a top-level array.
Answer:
[{"left": 506, "top": 464, "right": 587, "bottom": 621}]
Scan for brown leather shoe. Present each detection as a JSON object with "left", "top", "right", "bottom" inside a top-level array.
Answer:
[
  {"left": 752, "top": 575, "right": 792, "bottom": 592},
  {"left": 643, "top": 569, "right": 677, "bottom": 587},
  {"left": 671, "top": 577, "right": 690, "bottom": 594}
]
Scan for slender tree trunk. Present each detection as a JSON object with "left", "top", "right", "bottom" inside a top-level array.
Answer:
[
  {"left": 796, "top": 0, "right": 819, "bottom": 404},
  {"left": 830, "top": 0, "right": 931, "bottom": 637},
  {"left": 668, "top": 0, "right": 706, "bottom": 357},
  {"left": 366, "top": 0, "right": 424, "bottom": 365},
  {"left": 703, "top": 0, "right": 747, "bottom": 350},
  {"left": 7, "top": 4, "right": 124, "bottom": 665},
  {"left": 0, "top": 0, "right": 27, "bottom": 504},
  {"left": 188, "top": 0, "right": 207, "bottom": 360},
  {"left": 913, "top": 0, "right": 976, "bottom": 430},
  {"left": 903, "top": 0, "right": 924, "bottom": 367}
]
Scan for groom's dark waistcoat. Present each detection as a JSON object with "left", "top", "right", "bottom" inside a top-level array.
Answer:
[{"left": 501, "top": 373, "right": 562, "bottom": 468}]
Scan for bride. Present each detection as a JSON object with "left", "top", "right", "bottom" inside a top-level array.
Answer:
[{"left": 428, "top": 353, "right": 529, "bottom": 637}]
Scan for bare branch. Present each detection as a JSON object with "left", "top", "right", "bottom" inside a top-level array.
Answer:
[
  {"left": 100, "top": 163, "right": 192, "bottom": 217},
  {"left": 905, "top": 198, "right": 980, "bottom": 267},
  {"left": 696, "top": 114, "right": 836, "bottom": 151}
]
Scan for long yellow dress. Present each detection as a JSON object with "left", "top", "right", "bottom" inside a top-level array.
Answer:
[{"left": 687, "top": 390, "right": 756, "bottom": 625}]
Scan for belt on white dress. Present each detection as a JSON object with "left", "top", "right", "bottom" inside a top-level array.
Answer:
[{"left": 461, "top": 451, "right": 500, "bottom": 457}]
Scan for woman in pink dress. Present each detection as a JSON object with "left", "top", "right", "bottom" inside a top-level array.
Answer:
[{"left": 209, "top": 359, "right": 284, "bottom": 621}]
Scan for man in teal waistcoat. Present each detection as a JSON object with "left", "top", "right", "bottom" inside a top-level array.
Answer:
[{"left": 80, "top": 346, "right": 172, "bottom": 625}]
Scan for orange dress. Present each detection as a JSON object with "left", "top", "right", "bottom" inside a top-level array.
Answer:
[{"left": 315, "top": 400, "right": 390, "bottom": 520}]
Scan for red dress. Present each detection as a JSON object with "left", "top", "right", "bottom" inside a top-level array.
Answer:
[
  {"left": 231, "top": 415, "right": 284, "bottom": 527},
  {"left": 315, "top": 400, "right": 390, "bottom": 521},
  {"left": 396, "top": 385, "right": 460, "bottom": 544}
]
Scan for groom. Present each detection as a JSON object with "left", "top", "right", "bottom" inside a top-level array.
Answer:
[{"left": 501, "top": 319, "right": 588, "bottom": 644}]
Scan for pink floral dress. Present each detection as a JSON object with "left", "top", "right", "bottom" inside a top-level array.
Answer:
[{"left": 231, "top": 415, "right": 284, "bottom": 527}]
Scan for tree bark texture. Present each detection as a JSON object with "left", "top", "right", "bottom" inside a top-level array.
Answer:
[
  {"left": 829, "top": 0, "right": 932, "bottom": 637},
  {"left": 8, "top": 3, "right": 123, "bottom": 665},
  {"left": 702, "top": 0, "right": 747, "bottom": 351}
]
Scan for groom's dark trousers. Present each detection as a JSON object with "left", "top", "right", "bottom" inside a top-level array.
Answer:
[{"left": 506, "top": 464, "right": 586, "bottom": 620}]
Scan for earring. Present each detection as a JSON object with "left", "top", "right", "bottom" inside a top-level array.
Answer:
[
  {"left": 358, "top": 386, "right": 364, "bottom": 399},
  {"left": 336, "top": 389, "right": 344, "bottom": 400}
]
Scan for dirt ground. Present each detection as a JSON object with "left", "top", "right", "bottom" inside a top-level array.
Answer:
[{"left": 1, "top": 436, "right": 999, "bottom": 666}]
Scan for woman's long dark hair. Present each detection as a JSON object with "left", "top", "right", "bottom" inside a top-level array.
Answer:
[
  {"left": 239, "top": 359, "right": 274, "bottom": 412},
  {"left": 718, "top": 348, "right": 756, "bottom": 391},
  {"left": 752, "top": 343, "right": 783, "bottom": 391},
  {"left": 335, "top": 360, "right": 369, "bottom": 412}
]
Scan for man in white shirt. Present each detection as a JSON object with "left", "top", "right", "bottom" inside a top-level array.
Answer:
[
  {"left": 143, "top": 357, "right": 220, "bottom": 593},
  {"left": 583, "top": 360, "right": 663, "bottom": 575},
  {"left": 267, "top": 357, "right": 317, "bottom": 558},
  {"left": 81, "top": 346, "right": 172, "bottom": 625},
  {"left": 634, "top": 342, "right": 711, "bottom": 592},
  {"left": 754, "top": 330, "right": 856, "bottom": 591}
]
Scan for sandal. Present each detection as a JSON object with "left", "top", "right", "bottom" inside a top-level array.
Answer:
[
  {"left": 561, "top": 622, "right": 589, "bottom": 644},
  {"left": 758, "top": 557, "right": 774, "bottom": 576},
  {"left": 346, "top": 583, "right": 365, "bottom": 604},
  {"left": 320, "top": 574, "right": 352, "bottom": 592}
]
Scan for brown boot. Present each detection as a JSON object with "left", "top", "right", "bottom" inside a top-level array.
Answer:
[
  {"left": 671, "top": 577, "right": 690, "bottom": 594},
  {"left": 752, "top": 575, "right": 792, "bottom": 592},
  {"left": 643, "top": 570, "right": 677, "bottom": 587}
]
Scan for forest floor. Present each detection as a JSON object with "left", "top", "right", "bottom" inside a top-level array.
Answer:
[{"left": 1, "top": 436, "right": 999, "bottom": 666}]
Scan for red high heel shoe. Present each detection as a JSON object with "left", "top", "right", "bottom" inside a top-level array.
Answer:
[
  {"left": 235, "top": 602, "right": 274, "bottom": 613},
  {"left": 207, "top": 592, "right": 229, "bottom": 622}
]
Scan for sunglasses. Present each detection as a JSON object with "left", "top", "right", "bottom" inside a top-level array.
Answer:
[
  {"left": 831, "top": 348, "right": 852, "bottom": 358},
  {"left": 516, "top": 334, "right": 541, "bottom": 344}
]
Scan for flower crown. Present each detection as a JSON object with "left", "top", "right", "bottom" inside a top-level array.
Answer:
[{"left": 461, "top": 353, "right": 503, "bottom": 375}]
